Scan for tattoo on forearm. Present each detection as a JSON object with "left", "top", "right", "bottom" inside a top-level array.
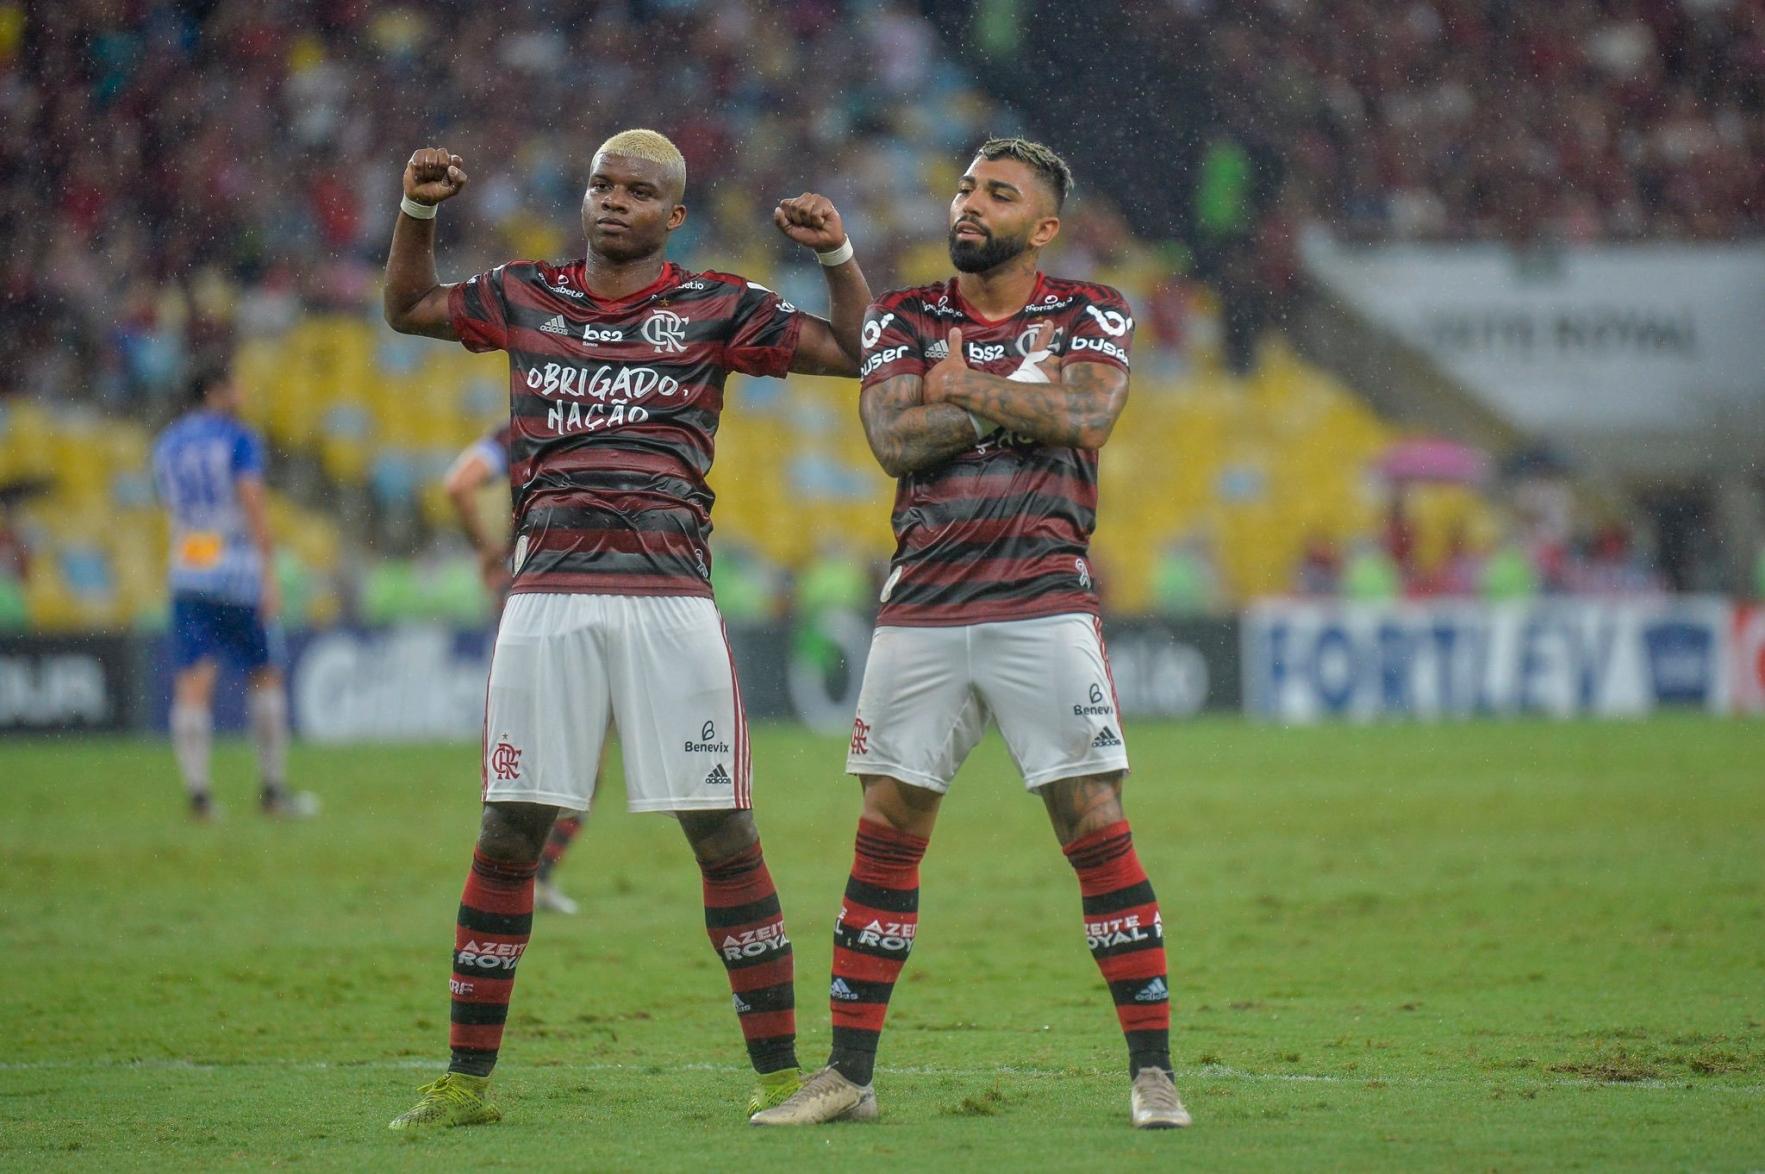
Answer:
[
  {"left": 946, "top": 362, "right": 1126, "bottom": 449},
  {"left": 860, "top": 374, "right": 978, "bottom": 476}
]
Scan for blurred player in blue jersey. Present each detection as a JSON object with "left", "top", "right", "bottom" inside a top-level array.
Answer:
[
  {"left": 442, "top": 423, "right": 589, "bottom": 914},
  {"left": 152, "top": 365, "right": 314, "bottom": 821}
]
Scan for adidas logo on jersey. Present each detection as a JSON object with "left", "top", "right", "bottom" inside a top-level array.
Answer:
[
  {"left": 1134, "top": 977, "right": 1169, "bottom": 1003},
  {"left": 1092, "top": 726, "right": 1123, "bottom": 749},
  {"left": 830, "top": 978, "right": 859, "bottom": 1001},
  {"left": 705, "top": 763, "right": 732, "bottom": 787},
  {"left": 539, "top": 314, "right": 570, "bottom": 336},
  {"left": 925, "top": 338, "right": 949, "bottom": 360}
]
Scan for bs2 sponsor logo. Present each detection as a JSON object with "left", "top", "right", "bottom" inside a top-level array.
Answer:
[
  {"left": 580, "top": 324, "right": 624, "bottom": 344},
  {"left": 966, "top": 342, "right": 1007, "bottom": 362}
]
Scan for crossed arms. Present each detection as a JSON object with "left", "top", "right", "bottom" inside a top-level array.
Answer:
[{"left": 858, "top": 351, "right": 1130, "bottom": 478}]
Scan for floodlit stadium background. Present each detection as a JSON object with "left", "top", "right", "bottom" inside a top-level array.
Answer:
[{"left": 0, "top": 0, "right": 1761, "bottom": 727}]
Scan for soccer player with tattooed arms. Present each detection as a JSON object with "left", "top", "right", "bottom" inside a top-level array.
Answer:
[
  {"left": 381, "top": 130, "right": 870, "bottom": 1129},
  {"left": 752, "top": 139, "right": 1190, "bottom": 1131}
]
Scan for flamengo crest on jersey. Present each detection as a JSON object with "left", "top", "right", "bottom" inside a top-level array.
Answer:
[
  {"left": 859, "top": 274, "right": 1135, "bottom": 627},
  {"left": 448, "top": 260, "right": 803, "bottom": 597}
]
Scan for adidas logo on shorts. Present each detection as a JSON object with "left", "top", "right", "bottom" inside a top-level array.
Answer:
[
  {"left": 539, "top": 314, "right": 570, "bottom": 335},
  {"left": 1092, "top": 726, "right": 1123, "bottom": 749},
  {"left": 830, "top": 977, "right": 859, "bottom": 1001},
  {"left": 1134, "top": 977, "right": 1170, "bottom": 1003},
  {"left": 705, "top": 763, "right": 732, "bottom": 787}
]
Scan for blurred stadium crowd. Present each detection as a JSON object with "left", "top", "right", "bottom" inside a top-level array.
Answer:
[
  {"left": 1178, "top": 0, "right": 1765, "bottom": 243},
  {"left": 0, "top": 0, "right": 1758, "bottom": 631}
]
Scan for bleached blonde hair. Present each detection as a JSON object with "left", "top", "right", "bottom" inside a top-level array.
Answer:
[{"left": 594, "top": 129, "right": 686, "bottom": 198}]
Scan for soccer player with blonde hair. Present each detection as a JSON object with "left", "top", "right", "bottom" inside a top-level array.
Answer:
[{"left": 382, "top": 128, "right": 870, "bottom": 1129}]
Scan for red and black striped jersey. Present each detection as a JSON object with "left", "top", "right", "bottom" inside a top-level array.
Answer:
[
  {"left": 861, "top": 273, "right": 1134, "bottom": 626},
  {"left": 449, "top": 259, "right": 803, "bottom": 597}
]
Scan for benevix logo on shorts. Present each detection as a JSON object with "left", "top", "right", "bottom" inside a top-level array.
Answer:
[
  {"left": 720, "top": 922, "right": 789, "bottom": 961},
  {"left": 456, "top": 939, "right": 528, "bottom": 971},
  {"left": 1084, "top": 912, "right": 1161, "bottom": 951},
  {"left": 685, "top": 720, "right": 732, "bottom": 756},
  {"left": 1074, "top": 682, "right": 1115, "bottom": 717}
]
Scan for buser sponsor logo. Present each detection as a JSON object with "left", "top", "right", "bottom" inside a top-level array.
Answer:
[
  {"left": 861, "top": 312, "right": 896, "bottom": 350},
  {"left": 1072, "top": 335, "right": 1128, "bottom": 362},
  {"left": 720, "top": 923, "right": 790, "bottom": 961},
  {"left": 861, "top": 345, "right": 909, "bottom": 377}
]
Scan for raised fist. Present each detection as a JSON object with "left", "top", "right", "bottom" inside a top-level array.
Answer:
[
  {"left": 773, "top": 192, "right": 847, "bottom": 253},
  {"left": 404, "top": 148, "right": 469, "bottom": 206}
]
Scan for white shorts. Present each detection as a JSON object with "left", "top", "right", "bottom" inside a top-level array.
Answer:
[
  {"left": 481, "top": 593, "right": 750, "bottom": 813},
  {"left": 844, "top": 612, "right": 1130, "bottom": 792}
]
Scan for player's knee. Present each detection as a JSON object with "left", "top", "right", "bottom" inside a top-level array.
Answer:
[
  {"left": 679, "top": 807, "right": 758, "bottom": 864},
  {"left": 476, "top": 803, "right": 554, "bottom": 863},
  {"left": 858, "top": 774, "right": 940, "bottom": 838},
  {"left": 1042, "top": 771, "right": 1127, "bottom": 845}
]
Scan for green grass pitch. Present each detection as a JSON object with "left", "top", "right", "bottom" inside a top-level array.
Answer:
[{"left": 2, "top": 717, "right": 1761, "bottom": 1170}]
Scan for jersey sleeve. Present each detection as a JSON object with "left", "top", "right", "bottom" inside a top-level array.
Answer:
[
  {"left": 446, "top": 265, "right": 513, "bottom": 354},
  {"left": 232, "top": 428, "right": 266, "bottom": 479},
  {"left": 1065, "top": 286, "right": 1135, "bottom": 371},
  {"left": 858, "top": 298, "right": 926, "bottom": 390},
  {"left": 724, "top": 280, "right": 805, "bottom": 378}
]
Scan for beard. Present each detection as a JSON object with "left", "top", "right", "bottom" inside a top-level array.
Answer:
[{"left": 948, "top": 223, "right": 1030, "bottom": 273}]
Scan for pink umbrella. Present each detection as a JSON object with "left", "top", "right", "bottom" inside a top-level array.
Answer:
[{"left": 1378, "top": 438, "right": 1490, "bottom": 485}]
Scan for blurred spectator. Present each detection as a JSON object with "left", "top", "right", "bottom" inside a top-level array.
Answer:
[
  {"left": 1152, "top": 534, "right": 1225, "bottom": 616},
  {"left": 1294, "top": 533, "right": 1343, "bottom": 597}
]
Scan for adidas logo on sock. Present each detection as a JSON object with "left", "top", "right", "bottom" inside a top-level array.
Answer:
[
  {"left": 1092, "top": 726, "right": 1123, "bottom": 748},
  {"left": 1134, "top": 977, "right": 1169, "bottom": 1003},
  {"left": 830, "top": 977, "right": 859, "bottom": 1001},
  {"left": 705, "top": 763, "right": 732, "bottom": 787},
  {"left": 539, "top": 314, "right": 569, "bottom": 335},
  {"left": 732, "top": 992, "right": 752, "bottom": 1013}
]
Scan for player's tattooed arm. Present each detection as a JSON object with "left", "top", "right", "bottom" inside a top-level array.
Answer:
[
  {"left": 859, "top": 372, "right": 981, "bottom": 477},
  {"left": 926, "top": 327, "right": 1129, "bottom": 449},
  {"left": 774, "top": 193, "right": 871, "bottom": 376},
  {"left": 384, "top": 147, "right": 469, "bottom": 340}
]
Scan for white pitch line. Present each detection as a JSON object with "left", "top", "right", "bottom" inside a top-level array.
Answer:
[{"left": 0, "top": 1058, "right": 1759, "bottom": 1095}]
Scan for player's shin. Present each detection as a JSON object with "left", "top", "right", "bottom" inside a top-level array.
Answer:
[
  {"left": 828, "top": 820, "right": 928, "bottom": 1086},
  {"left": 448, "top": 850, "right": 538, "bottom": 1077},
  {"left": 700, "top": 841, "right": 798, "bottom": 1074},
  {"left": 537, "top": 814, "right": 582, "bottom": 883},
  {"left": 247, "top": 685, "right": 290, "bottom": 792},
  {"left": 170, "top": 701, "right": 212, "bottom": 801},
  {"left": 1063, "top": 821, "right": 1172, "bottom": 1077}
]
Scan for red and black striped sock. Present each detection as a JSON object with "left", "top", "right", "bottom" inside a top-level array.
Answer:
[
  {"left": 700, "top": 841, "right": 798, "bottom": 1074},
  {"left": 1063, "top": 821, "right": 1172, "bottom": 1077},
  {"left": 536, "top": 814, "right": 582, "bottom": 883},
  {"left": 447, "top": 849, "right": 538, "bottom": 1077},
  {"left": 828, "top": 820, "right": 928, "bottom": 1086}
]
